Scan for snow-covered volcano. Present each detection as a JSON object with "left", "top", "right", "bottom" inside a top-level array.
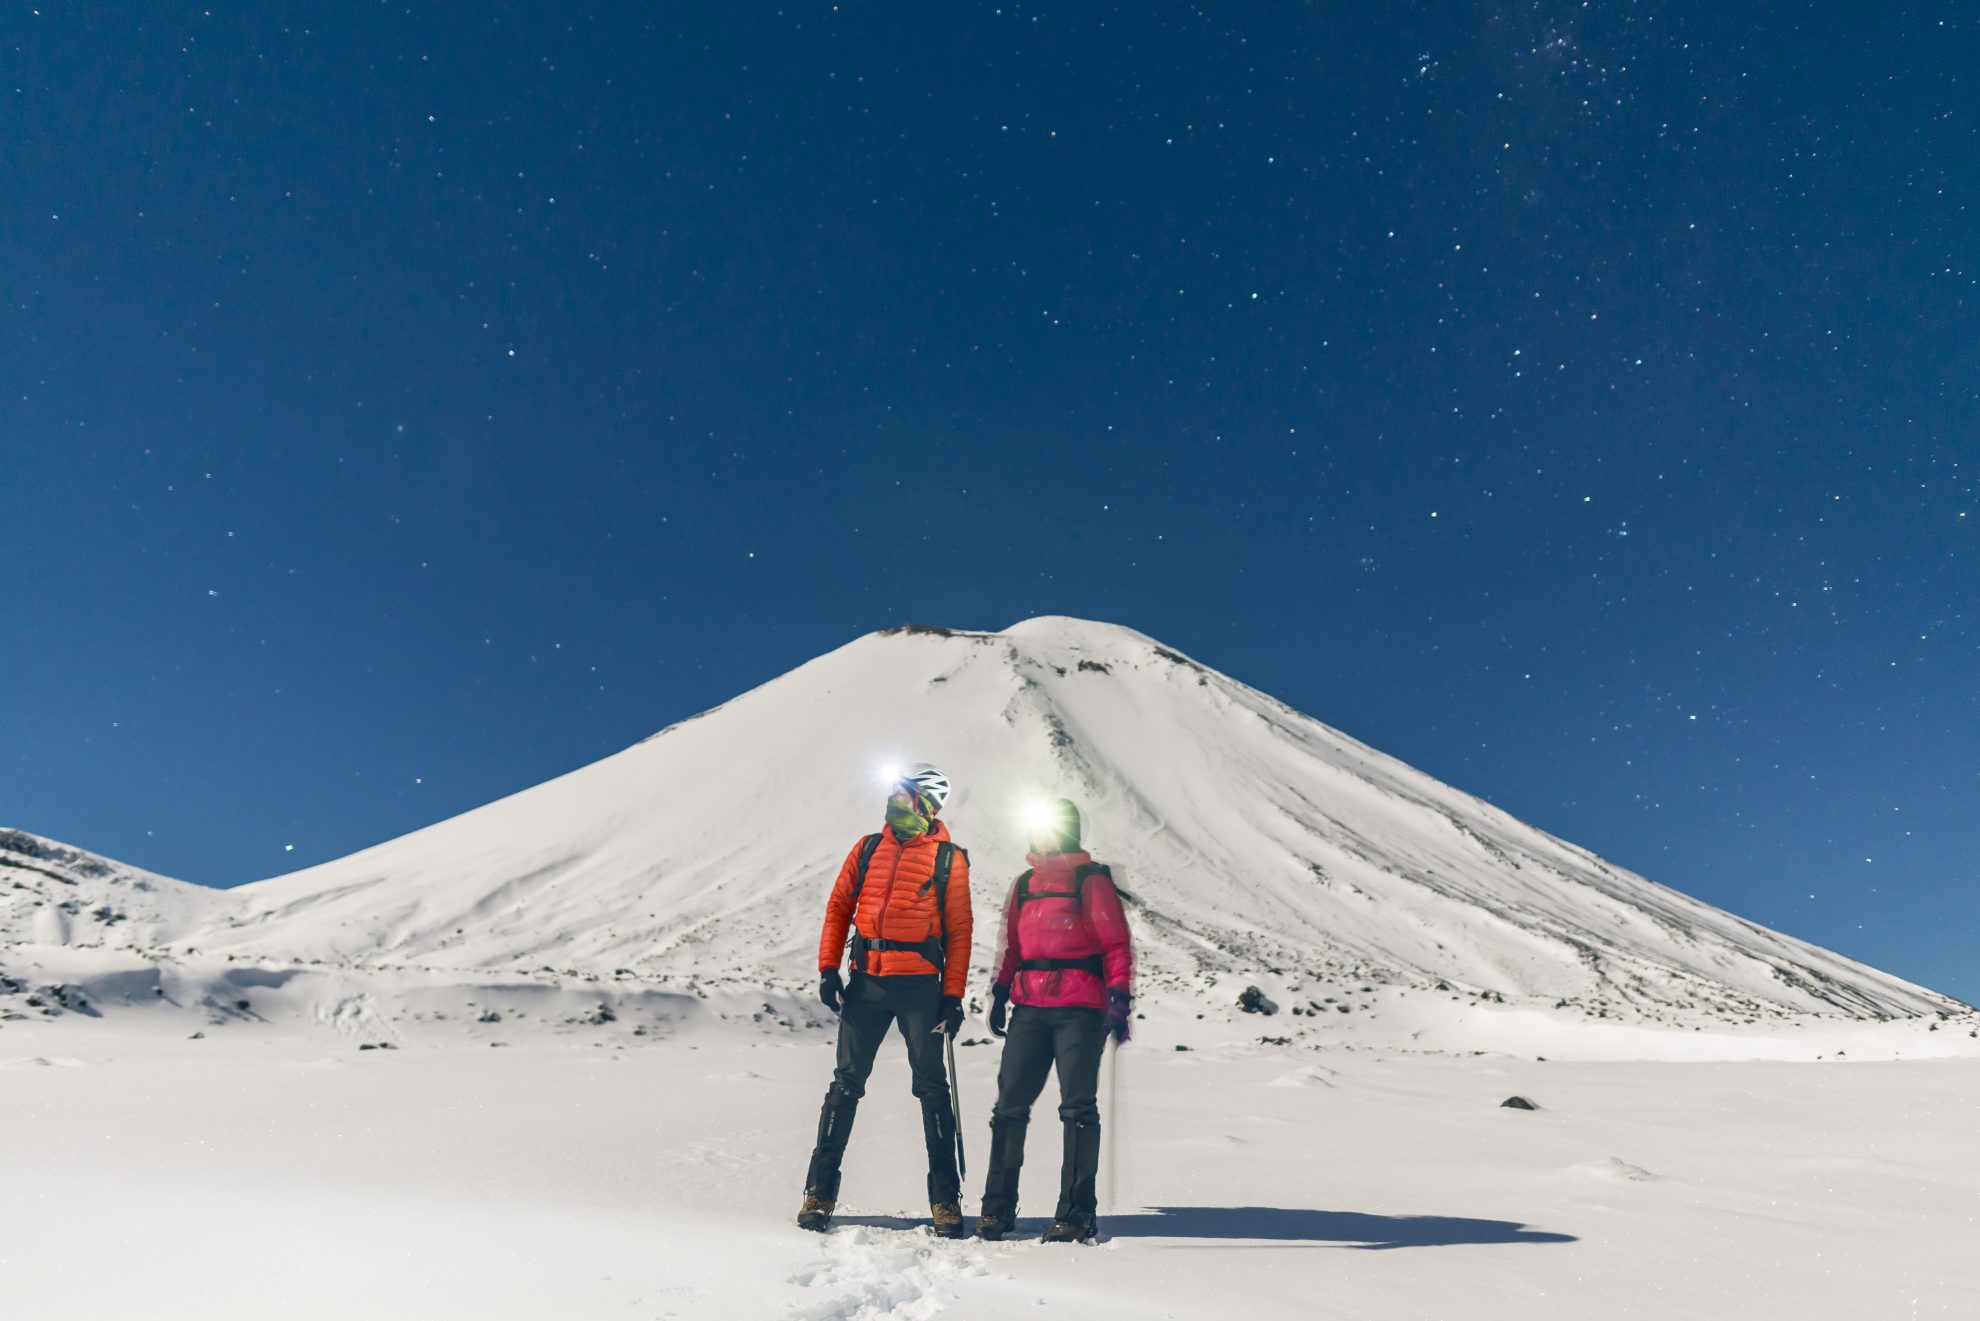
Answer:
[{"left": 3, "top": 617, "right": 1966, "bottom": 1046}]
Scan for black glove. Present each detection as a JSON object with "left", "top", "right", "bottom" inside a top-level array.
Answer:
[
  {"left": 1105, "top": 989, "right": 1133, "bottom": 1045},
  {"left": 988, "top": 984, "right": 1010, "bottom": 1038},
  {"left": 939, "top": 994, "right": 964, "bottom": 1036},
  {"left": 819, "top": 968, "right": 844, "bottom": 1016}
]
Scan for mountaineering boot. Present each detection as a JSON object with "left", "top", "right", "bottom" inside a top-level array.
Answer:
[
  {"left": 796, "top": 1195, "right": 835, "bottom": 1233},
  {"left": 973, "top": 1214, "right": 1011, "bottom": 1241},
  {"left": 929, "top": 1202, "right": 965, "bottom": 1239},
  {"left": 1042, "top": 1216, "right": 1095, "bottom": 1244}
]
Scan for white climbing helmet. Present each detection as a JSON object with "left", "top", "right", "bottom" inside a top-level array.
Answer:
[{"left": 901, "top": 762, "right": 951, "bottom": 813}]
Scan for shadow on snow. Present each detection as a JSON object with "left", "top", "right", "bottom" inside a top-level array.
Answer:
[
  {"left": 1103, "top": 1206, "right": 1577, "bottom": 1248},
  {"left": 834, "top": 1206, "right": 1577, "bottom": 1249}
]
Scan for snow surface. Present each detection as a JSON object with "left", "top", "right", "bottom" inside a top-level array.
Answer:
[
  {"left": 5, "top": 617, "right": 1977, "bottom": 1317},
  {"left": 1, "top": 1018, "right": 1975, "bottom": 1320}
]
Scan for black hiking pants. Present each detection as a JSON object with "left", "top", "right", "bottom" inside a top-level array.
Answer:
[
  {"left": 803, "top": 972, "right": 960, "bottom": 1205},
  {"left": 980, "top": 1004, "right": 1107, "bottom": 1227}
]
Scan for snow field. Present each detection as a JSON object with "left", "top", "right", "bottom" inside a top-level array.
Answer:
[{"left": 2, "top": 1019, "right": 1974, "bottom": 1320}]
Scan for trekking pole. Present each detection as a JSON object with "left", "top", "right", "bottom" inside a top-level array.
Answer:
[
  {"left": 1103, "top": 1038, "right": 1119, "bottom": 1213},
  {"left": 945, "top": 1029, "right": 967, "bottom": 1180}
]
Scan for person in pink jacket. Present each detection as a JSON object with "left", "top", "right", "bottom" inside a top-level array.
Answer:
[{"left": 975, "top": 798, "right": 1134, "bottom": 1243}]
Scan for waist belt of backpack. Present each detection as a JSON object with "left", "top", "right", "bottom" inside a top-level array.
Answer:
[
  {"left": 1018, "top": 955, "right": 1105, "bottom": 975},
  {"left": 851, "top": 933, "right": 945, "bottom": 972}
]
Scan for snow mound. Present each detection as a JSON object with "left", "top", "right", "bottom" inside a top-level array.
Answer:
[
  {"left": 1571, "top": 1157, "right": 1661, "bottom": 1182},
  {"left": 1267, "top": 1064, "right": 1342, "bottom": 1089}
]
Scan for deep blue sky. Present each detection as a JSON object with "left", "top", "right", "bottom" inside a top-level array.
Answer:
[{"left": 3, "top": 4, "right": 1974, "bottom": 1001}]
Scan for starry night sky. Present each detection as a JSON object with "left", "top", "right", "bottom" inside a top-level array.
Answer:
[{"left": 3, "top": 4, "right": 1974, "bottom": 1000}]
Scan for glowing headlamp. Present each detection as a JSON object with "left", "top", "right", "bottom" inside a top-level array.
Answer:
[{"left": 1018, "top": 797, "right": 1061, "bottom": 834}]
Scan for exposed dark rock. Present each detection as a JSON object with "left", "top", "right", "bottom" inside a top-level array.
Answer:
[
  {"left": 1150, "top": 646, "right": 1205, "bottom": 673},
  {"left": 1501, "top": 1096, "right": 1539, "bottom": 1111},
  {"left": 0, "top": 829, "right": 110, "bottom": 879},
  {"left": 1238, "top": 986, "right": 1278, "bottom": 1015},
  {"left": 877, "top": 623, "right": 995, "bottom": 639}
]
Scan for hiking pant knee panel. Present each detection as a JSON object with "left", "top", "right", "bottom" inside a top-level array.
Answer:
[
  {"left": 990, "top": 1004, "right": 1106, "bottom": 1125},
  {"left": 1051, "top": 1012, "right": 1106, "bottom": 1125},
  {"left": 828, "top": 971, "right": 945, "bottom": 1098},
  {"left": 990, "top": 1007, "right": 1058, "bottom": 1124},
  {"left": 895, "top": 998, "right": 951, "bottom": 1104}
]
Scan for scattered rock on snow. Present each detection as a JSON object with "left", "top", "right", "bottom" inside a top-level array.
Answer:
[
  {"left": 1238, "top": 986, "right": 1278, "bottom": 1015},
  {"left": 1501, "top": 1095, "right": 1539, "bottom": 1110}
]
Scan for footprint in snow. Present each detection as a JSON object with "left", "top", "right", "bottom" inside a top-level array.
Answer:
[{"left": 788, "top": 1225, "right": 993, "bottom": 1320}]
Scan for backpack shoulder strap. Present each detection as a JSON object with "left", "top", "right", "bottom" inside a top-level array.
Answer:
[
  {"left": 931, "top": 842, "right": 958, "bottom": 946},
  {"left": 847, "top": 833, "right": 885, "bottom": 912},
  {"left": 1072, "top": 861, "right": 1110, "bottom": 906}
]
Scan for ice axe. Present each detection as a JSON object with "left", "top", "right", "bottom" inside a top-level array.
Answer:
[{"left": 945, "top": 1028, "right": 967, "bottom": 1180}]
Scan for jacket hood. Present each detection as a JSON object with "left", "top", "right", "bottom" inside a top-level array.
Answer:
[{"left": 1024, "top": 847, "right": 1091, "bottom": 871}]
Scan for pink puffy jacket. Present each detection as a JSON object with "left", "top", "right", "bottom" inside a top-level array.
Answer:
[{"left": 991, "top": 850, "right": 1134, "bottom": 1010}]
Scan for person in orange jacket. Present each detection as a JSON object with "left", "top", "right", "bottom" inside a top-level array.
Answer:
[{"left": 799, "top": 763, "right": 973, "bottom": 1237}]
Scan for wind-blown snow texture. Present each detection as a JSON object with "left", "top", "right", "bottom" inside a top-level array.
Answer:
[{"left": 2, "top": 618, "right": 1968, "bottom": 1053}]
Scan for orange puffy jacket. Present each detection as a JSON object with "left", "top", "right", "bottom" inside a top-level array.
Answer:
[{"left": 816, "top": 820, "right": 972, "bottom": 997}]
